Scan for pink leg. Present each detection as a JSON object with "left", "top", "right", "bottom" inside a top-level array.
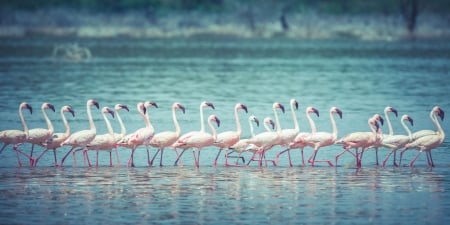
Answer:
[
  {"left": 34, "top": 149, "right": 50, "bottom": 167},
  {"left": 287, "top": 149, "right": 293, "bottom": 167},
  {"left": 409, "top": 151, "right": 422, "bottom": 167},
  {"left": 115, "top": 148, "right": 121, "bottom": 167},
  {"left": 399, "top": 149, "right": 409, "bottom": 166},
  {"left": 382, "top": 151, "right": 394, "bottom": 167},
  {"left": 174, "top": 149, "right": 187, "bottom": 166},
  {"left": 61, "top": 147, "right": 75, "bottom": 166},
  {"left": 275, "top": 148, "right": 290, "bottom": 166},
  {"left": 213, "top": 148, "right": 222, "bottom": 167}
]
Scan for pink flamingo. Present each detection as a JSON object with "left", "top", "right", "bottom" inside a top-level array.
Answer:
[
  {"left": 34, "top": 105, "right": 75, "bottom": 167},
  {"left": 304, "top": 107, "right": 343, "bottom": 167},
  {"left": 371, "top": 106, "right": 398, "bottom": 165},
  {"left": 246, "top": 102, "right": 285, "bottom": 167},
  {"left": 380, "top": 114, "right": 413, "bottom": 167},
  {"left": 335, "top": 114, "right": 383, "bottom": 168},
  {"left": 172, "top": 115, "right": 220, "bottom": 167},
  {"left": 276, "top": 106, "right": 319, "bottom": 166},
  {"left": 411, "top": 106, "right": 445, "bottom": 140},
  {"left": 0, "top": 102, "right": 33, "bottom": 167},
  {"left": 227, "top": 115, "right": 260, "bottom": 166},
  {"left": 173, "top": 101, "right": 215, "bottom": 166},
  {"left": 83, "top": 106, "right": 116, "bottom": 167},
  {"left": 213, "top": 103, "right": 248, "bottom": 166},
  {"left": 26, "top": 102, "right": 56, "bottom": 166},
  {"left": 60, "top": 99, "right": 99, "bottom": 166},
  {"left": 112, "top": 104, "right": 130, "bottom": 143},
  {"left": 126, "top": 101, "right": 158, "bottom": 167},
  {"left": 400, "top": 106, "right": 444, "bottom": 167},
  {"left": 149, "top": 102, "right": 185, "bottom": 167}
]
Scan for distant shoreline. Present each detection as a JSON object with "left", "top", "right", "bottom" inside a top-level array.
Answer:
[{"left": 1, "top": 8, "right": 449, "bottom": 41}]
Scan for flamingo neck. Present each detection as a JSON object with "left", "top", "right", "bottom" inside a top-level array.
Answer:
[
  {"left": 234, "top": 106, "right": 242, "bottom": 136},
  {"left": 208, "top": 119, "right": 217, "bottom": 140},
  {"left": 42, "top": 106, "right": 54, "bottom": 134},
  {"left": 145, "top": 109, "right": 154, "bottom": 132},
  {"left": 368, "top": 120, "right": 377, "bottom": 142},
  {"left": 173, "top": 106, "right": 181, "bottom": 137},
  {"left": 87, "top": 102, "right": 96, "bottom": 133},
  {"left": 273, "top": 107, "right": 282, "bottom": 134},
  {"left": 432, "top": 111, "right": 444, "bottom": 139},
  {"left": 199, "top": 104, "right": 206, "bottom": 132},
  {"left": 385, "top": 110, "right": 394, "bottom": 136},
  {"left": 401, "top": 118, "right": 412, "bottom": 141},
  {"left": 330, "top": 111, "right": 338, "bottom": 140},
  {"left": 249, "top": 118, "right": 256, "bottom": 137},
  {"left": 103, "top": 112, "right": 114, "bottom": 136},
  {"left": 61, "top": 108, "right": 70, "bottom": 137},
  {"left": 306, "top": 111, "right": 317, "bottom": 134},
  {"left": 19, "top": 105, "right": 29, "bottom": 136},
  {"left": 116, "top": 110, "right": 126, "bottom": 137},
  {"left": 290, "top": 103, "right": 299, "bottom": 132}
]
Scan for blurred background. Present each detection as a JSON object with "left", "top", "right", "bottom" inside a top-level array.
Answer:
[{"left": 1, "top": 0, "right": 449, "bottom": 40}]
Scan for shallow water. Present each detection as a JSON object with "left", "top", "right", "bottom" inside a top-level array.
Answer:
[{"left": 0, "top": 37, "right": 449, "bottom": 224}]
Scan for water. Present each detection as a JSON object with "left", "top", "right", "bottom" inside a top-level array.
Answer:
[{"left": 0, "top": 37, "right": 449, "bottom": 224}]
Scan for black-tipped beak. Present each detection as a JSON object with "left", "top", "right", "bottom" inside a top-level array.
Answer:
[
  {"left": 270, "top": 120, "right": 275, "bottom": 130},
  {"left": 379, "top": 116, "right": 384, "bottom": 126},
  {"left": 142, "top": 107, "right": 147, "bottom": 115},
  {"left": 278, "top": 103, "right": 285, "bottom": 113},
  {"left": 27, "top": 104, "right": 33, "bottom": 114},
  {"left": 294, "top": 100, "right": 299, "bottom": 110},
  {"left": 391, "top": 108, "right": 398, "bottom": 117},
  {"left": 68, "top": 107, "right": 75, "bottom": 117},
  {"left": 215, "top": 117, "right": 221, "bottom": 127},
  {"left": 120, "top": 104, "right": 130, "bottom": 112},
  {"left": 438, "top": 108, "right": 445, "bottom": 121},
  {"left": 93, "top": 100, "right": 100, "bottom": 109},
  {"left": 313, "top": 108, "right": 320, "bottom": 117},
  {"left": 151, "top": 102, "right": 158, "bottom": 108},
  {"left": 108, "top": 109, "right": 115, "bottom": 118},
  {"left": 254, "top": 117, "right": 260, "bottom": 127},
  {"left": 408, "top": 116, "right": 414, "bottom": 126},
  {"left": 179, "top": 104, "right": 186, "bottom": 114},
  {"left": 48, "top": 103, "right": 55, "bottom": 112},
  {"left": 241, "top": 104, "right": 248, "bottom": 113},
  {"left": 336, "top": 108, "right": 343, "bottom": 119},
  {"left": 206, "top": 102, "right": 215, "bottom": 110}
]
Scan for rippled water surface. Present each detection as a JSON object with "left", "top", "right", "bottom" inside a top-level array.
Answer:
[{"left": 0, "top": 37, "right": 449, "bottom": 224}]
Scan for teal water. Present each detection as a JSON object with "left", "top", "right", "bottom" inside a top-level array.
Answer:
[{"left": 0, "top": 37, "right": 449, "bottom": 224}]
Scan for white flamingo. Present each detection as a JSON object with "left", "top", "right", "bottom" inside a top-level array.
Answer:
[
  {"left": 26, "top": 102, "right": 56, "bottom": 166},
  {"left": 400, "top": 106, "right": 444, "bottom": 167},
  {"left": 173, "top": 101, "right": 215, "bottom": 166},
  {"left": 83, "top": 106, "right": 116, "bottom": 167},
  {"left": 149, "top": 102, "right": 185, "bottom": 167},
  {"left": 0, "top": 102, "right": 33, "bottom": 167},
  {"left": 34, "top": 105, "right": 75, "bottom": 167},
  {"left": 380, "top": 114, "right": 414, "bottom": 167},
  {"left": 276, "top": 106, "right": 319, "bottom": 166},
  {"left": 126, "top": 101, "right": 158, "bottom": 167},
  {"left": 411, "top": 106, "right": 445, "bottom": 140},
  {"left": 60, "top": 99, "right": 99, "bottom": 166},
  {"left": 335, "top": 114, "right": 384, "bottom": 168},
  {"left": 213, "top": 103, "right": 248, "bottom": 166},
  {"left": 370, "top": 106, "right": 398, "bottom": 165},
  {"left": 172, "top": 115, "right": 220, "bottom": 168},
  {"left": 246, "top": 102, "right": 285, "bottom": 167},
  {"left": 227, "top": 115, "right": 260, "bottom": 166},
  {"left": 304, "top": 107, "right": 343, "bottom": 167},
  {"left": 112, "top": 104, "right": 130, "bottom": 143}
]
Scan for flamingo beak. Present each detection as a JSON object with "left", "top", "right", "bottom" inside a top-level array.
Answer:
[
  {"left": 68, "top": 107, "right": 75, "bottom": 117},
  {"left": 27, "top": 104, "right": 33, "bottom": 114},
  {"left": 215, "top": 117, "right": 221, "bottom": 127},
  {"left": 120, "top": 104, "right": 130, "bottom": 112},
  {"left": 294, "top": 100, "right": 299, "bottom": 110},
  {"left": 93, "top": 101, "right": 100, "bottom": 109},
  {"left": 206, "top": 102, "right": 215, "bottom": 110},
  {"left": 408, "top": 116, "right": 414, "bottom": 126},
  {"left": 254, "top": 117, "right": 260, "bottom": 127},
  {"left": 391, "top": 108, "right": 398, "bottom": 117},
  {"left": 336, "top": 108, "right": 343, "bottom": 119},
  {"left": 270, "top": 120, "right": 275, "bottom": 130},
  {"left": 179, "top": 104, "right": 186, "bottom": 114},
  {"left": 438, "top": 108, "right": 445, "bottom": 120},
  {"left": 48, "top": 103, "right": 56, "bottom": 112},
  {"left": 313, "top": 108, "right": 320, "bottom": 117},
  {"left": 241, "top": 104, "right": 248, "bottom": 113},
  {"left": 278, "top": 103, "right": 285, "bottom": 113},
  {"left": 379, "top": 116, "right": 384, "bottom": 126},
  {"left": 108, "top": 109, "right": 115, "bottom": 118}
]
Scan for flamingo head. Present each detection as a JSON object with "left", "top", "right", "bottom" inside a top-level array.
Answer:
[
  {"left": 331, "top": 107, "right": 342, "bottom": 119},
  {"left": 43, "top": 102, "right": 56, "bottom": 112},
  {"left": 88, "top": 99, "right": 100, "bottom": 109},
  {"left": 385, "top": 106, "right": 398, "bottom": 117},
  {"left": 115, "top": 104, "right": 129, "bottom": 112},
  {"left": 63, "top": 105, "right": 75, "bottom": 117},
  {"left": 433, "top": 106, "right": 445, "bottom": 121},
  {"left": 273, "top": 102, "right": 285, "bottom": 113},
  {"left": 372, "top": 114, "right": 384, "bottom": 126},
  {"left": 250, "top": 115, "right": 259, "bottom": 127},
  {"left": 290, "top": 99, "right": 299, "bottom": 111},
  {"left": 402, "top": 114, "right": 414, "bottom": 126},
  {"left": 209, "top": 115, "right": 220, "bottom": 127},
  {"left": 144, "top": 101, "right": 158, "bottom": 109},
  {"left": 201, "top": 101, "right": 215, "bottom": 110},
  {"left": 137, "top": 102, "right": 146, "bottom": 115},
  {"left": 238, "top": 103, "right": 248, "bottom": 113},
  {"left": 307, "top": 106, "right": 320, "bottom": 117},
  {"left": 175, "top": 102, "right": 186, "bottom": 114},
  {"left": 102, "top": 107, "right": 115, "bottom": 118},
  {"left": 264, "top": 117, "right": 275, "bottom": 130},
  {"left": 369, "top": 117, "right": 380, "bottom": 132},
  {"left": 20, "top": 102, "right": 33, "bottom": 114}
]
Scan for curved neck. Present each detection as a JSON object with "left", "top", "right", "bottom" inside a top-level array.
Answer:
[
  {"left": 200, "top": 104, "right": 205, "bottom": 132},
  {"left": 19, "top": 106, "right": 29, "bottom": 136},
  {"left": 330, "top": 111, "right": 338, "bottom": 139},
  {"left": 173, "top": 106, "right": 181, "bottom": 136},
  {"left": 116, "top": 110, "right": 126, "bottom": 136},
  {"left": 368, "top": 120, "right": 377, "bottom": 139},
  {"left": 42, "top": 106, "right": 54, "bottom": 133},
  {"left": 401, "top": 118, "right": 412, "bottom": 140},
  {"left": 385, "top": 110, "right": 394, "bottom": 136},
  {"left": 103, "top": 112, "right": 114, "bottom": 136},
  {"left": 208, "top": 119, "right": 217, "bottom": 139},
  {"left": 61, "top": 108, "right": 70, "bottom": 137},
  {"left": 306, "top": 111, "right": 317, "bottom": 134},
  {"left": 87, "top": 102, "right": 96, "bottom": 132},
  {"left": 273, "top": 107, "right": 282, "bottom": 133},
  {"left": 431, "top": 111, "right": 444, "bottom": 136},
  {"left": 290, "top": 103, "right": 299, "bottom": 132},
  {"left": 145, "top": 108, "right": 154, "bottom": 131},
  {"left": 249, "top": 118, "right": 256, "bottom": 137},
  {"left": 234, "top": 106, "right": 242, "bottom": 136}
]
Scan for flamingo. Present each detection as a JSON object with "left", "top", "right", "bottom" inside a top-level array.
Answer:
[
  {"left": 380, "top": 114, "right": 414, "bottom": 167},
  {"left": 173, "top": 101, "right": 215, "bottom": 166},
  {"left": 112, "top": 104, "right": 130, "bottom": 143},
  {"left": 246, "top": 102, "right": 285, "bottom": 167},
  {"left": 172, "top": 115, "right": 220, "bottom": 168},
  {"left": 26, "top": 102, "right": 56, "bottom": 166},
  {"left": 335, "top": 114, "right": 384, "bottom": 168},
  {"left": 304, "top": 107, "right": 343, "bottom": 167},
  {"left": 148, "top": 102, "right": 185, "bottom": 167},
  {"left": 126, "top": 101, "right": 158, "bottom": 167},
  {"left": 60, "top": 99, "right": 99, "bottom": 166},
  {"left": 0, "top": 102, "right": 33, "bottom": 167},
  {"left": 83, "top": 107, "right": 116, "bottom": 167},
  {"left": 367, "top": 106, "right": 398, "bottom": 165},
  {"left": 276, "top": 106, "right": 319, "bottom": 166},
  {"left": 213, "top": 103, "right": 248, "bottom": 166},
  {"left": 400, "top": 106, "right": 444, "bottom": 167},
  {"left": 34, "top": 105, "right": 75, "bottom": 167},
  {"left": 411, "top": 106, "right": 445, "bottom": 140},
  {"left": 227, "top": 115, "right": 260, "bottom": 166}
]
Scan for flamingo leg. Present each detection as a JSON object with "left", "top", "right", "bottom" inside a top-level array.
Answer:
[
  {"left": 399, "top": 148, "right": 409, "bottom": 166},
  {"left": 287, "top": 149, "right": 293, "bottom": 167},
  {"left": 159, "top": 149, "right": 164, "bottom": 167},
  {"left": 13, "top": 143, "right": 34, "bottom": 167},
  {"left": 335, "top": 147, "right": 356, "bottom": 166},
  {"left": 174, "top": 149, "right": 187, "bottom": 166},
  {"left": 275, "top": 148, "right": 290, "bottom": 166},
  {"left": 375, "top": 147, "right": 379, "bottom": 166},
  {"left": 30, "top": 144, "right": 35, "bottom": 166},
  {"left": 61, "top": 147, "right": 76, "bottom": 166},
  {"left": 150, "top": 149, "right": 161, "bottom": 167},
  {"left": 128, "top": 148, "right": 136, "bottom": 167},
  {"left": 96, "top": 150, "right": 99, "bottom": 167},
  {"left": 34, "top": 148, "right": 51, "bottom": 167},
  {"left": 84, "top": 149, "right": 92, "bottom": 167},
  {"left": 109, "top": 151, "right": 113, "bottom": 167},
  {"left": 0, "top": 143, "right": 8, "bottom": 154},
  {"left": 409, "top": 151, "right": 423, "bottom": 167},
  {"left": 114, "top": 147, "right": 121, "bottom": 167},
  {"left": 382, "top": 151, "right": 394, "bottom": 167},
  {"left": 428, "top": 151, "right": 434, "bottom": 167},
  {"left": 213, "top": 148, "right": 222, "bottom": 167},
  {"left": 53, "top": 149, "right": 59, "bottom": 167},
  {"left": 392, "top": 150, "right": 399, "bottom": 167}
]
